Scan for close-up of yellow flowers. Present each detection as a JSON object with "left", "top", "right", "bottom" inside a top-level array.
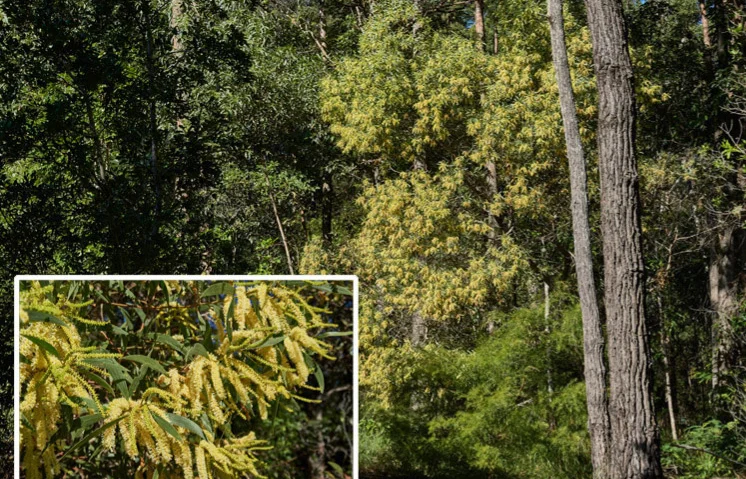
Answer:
[{"left": 18, "top": 279, "right": 353, "bottom": 479}]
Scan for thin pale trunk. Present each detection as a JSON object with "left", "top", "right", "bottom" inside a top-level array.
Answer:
[
  {"left": 85, "top": 94, "right": 106, "bottom": 185},
  {"left": 265, "top": 174, "right": 295, "bottom": 275},
  {"left": 170, "top": 0, "right": 183, "bottom": 52},
  {"left": 661, "top": 328, "right": 678, "bottom": 441},
  {"left": 583, "top": 0, "right": 662, "bottom": 475},
  {"left": 547, "top": 0, "right": 611, "bottom": 476},
  {"left": 493, "top": 30, "right": 499, "bottom": 54},
  {"left": 700, "top": 0, "right": 712, "bottom": 47},
  {"left": 474, "top": 0, "right": 485, "bottom": 50},
  {"left": 544, "top": 282, "right": 553, "bottom": 396}
]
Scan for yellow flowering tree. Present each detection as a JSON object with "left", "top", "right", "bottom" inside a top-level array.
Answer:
[{"left": 19, "top": 280, "right": 352, "bottom": 479}]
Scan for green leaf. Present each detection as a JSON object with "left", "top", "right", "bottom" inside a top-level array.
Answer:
[
  {"left": 60, "top": 416, "right": 126, "bottom": 461},
  {"left": 165, "top": 413, "right": 206, "bottom": 440},
  {"left": 78, "top": 413, "right": 103, "bottom": 430},
  {"left": 185, "top": 343, "right": 210, "bottom": 361},
  {"left": 128, "top": 364, "right": 149, "bottom": 397},
  {"left": 27, "top": 310, "right": 68, "bottom": 327},
  {"left": 152, "top": 412, "right": 183, "bottom": 442},
  {"left": 317, "top": 331, "right": 353, "bottom": 338},
  {"left": 201, "top": 282, "right": 234, "bottom": 298},
  {"left": 84, "top": 358, "right": 132, "bottom": 397},
  {"left": 79, "top": 369, "right": 115, "bottom": 397},
  {"left": 122, "top": 355, "right": 167, "bottom": 375},
  {"left": 110, "top": 325, "right": 128, "bottom": 336},
  {"left": 21, "top": 334, "right": 61, "bottom": 359},
  {"left": 308, "top": 283, "right": 353, "bottom": 296},
  {"left": 303, "top": 352, "right": 324, "bottom": 393},
  {"left": 246, "top": 334, "right": 286, "bottom": 350},
  {"left": 147, "top": 333, "right": 185, "bottom": 354}
]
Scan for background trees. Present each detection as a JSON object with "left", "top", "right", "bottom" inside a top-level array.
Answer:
[{"left": 2, "top": 0, "right": 746, "bottom": 477}]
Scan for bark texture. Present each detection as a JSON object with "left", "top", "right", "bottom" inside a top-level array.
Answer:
[
  {"left": 709, "top": 227, "right": 741, "bottom": 391},
  {"left": 583, "top": 0, "right": 662, "bottom": 477},
  {"left": 474, "top": 0, "right": 485, "bottom": 50},
  {"left": 547, "top": 0, "right": 611, "bottom": 476}
]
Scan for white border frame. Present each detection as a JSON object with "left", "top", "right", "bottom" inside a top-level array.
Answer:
[{"left": 14, "top": 275, "right": 359, "bottom": 479}]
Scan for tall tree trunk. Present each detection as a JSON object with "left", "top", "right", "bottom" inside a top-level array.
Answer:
[
  {"left": 700, "top": 0, "right": 712, "bottom": 48},
  {"left": 659, "top": 314, "right": 678, "bottom": 441},
  {"left": 474, "top": 0, "right": 485, "bottom": 50},
  {"left": 547, "top": 0, "right": 611, "bottom": 476},
  {"left": 709, "top": 227, "right": 739, "bottom": 392},
  {"left": 321, "top": 171, "right": 334, "bottom": 245},
  {"left": 544, "top": 281, "right": 554, "bottom": 396},
  {"left": 583, "top": 0, "right": 662, "bottom": 476},
  {"left": 265, "top": 172, "right": 295, "bottom": 275}
]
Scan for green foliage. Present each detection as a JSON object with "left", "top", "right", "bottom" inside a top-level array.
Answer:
[{"left": 360, "top": 289, "right": 592, "bottom": 478}]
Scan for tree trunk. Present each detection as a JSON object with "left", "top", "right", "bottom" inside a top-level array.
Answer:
[
  {"left": 265, "top": 172, "right": 295, "bottom": 275},
  {"left": 709, "top": 227, "right": 739, "bottom": 392},
  {"left": 322, "top": 171, "right": 334, "bottom": 245},
  {"left": 474, "top": 0, "right": 485, "bottom": 50},
  {"left": 583, "top": 0, "right": 662, "bottom": 476},
  {"left": 547, "top": 0, "right": 611, "bottom": 476},
  {"left": 544, "top": 282, "right": 554, "bottom": 396},
  {"left": 700, "top": 0, "right": 712, "bottom": 48},
  {"left": 657, "top": 295, "right": 678, "bottom": 441}
]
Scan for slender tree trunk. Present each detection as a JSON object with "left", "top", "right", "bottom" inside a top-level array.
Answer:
[
  {"left": 660, "top": 325, "right": 678, "bottom": 441},
  {"left": 700, "top": 0, "right": 712, "bottom": 48},
  {"left": 474, "top": 0, "right": 486, "bottom": 50},
  {"left": 265, "top": 173, "right": 295, "bottom": 275},
  {"left": 583, "top": 0, "right": 662, "bottom": 476},
  {"left": 544, "top": 282, "right": 554, "bottom": 396},
  {"left": 321, "top": 171, "right": 334, "bottom": 245},
  {"left": 170, "top": 0, "right": 183, "bottom": 52},
  {"left": 493, "top": 30, "right": 499, "bottom": 54},
  {"left": 84, "top": 93, "right": 106, "bottom": 185},
  {"left": 547, "top": 0, "right": 611, "bottom": 476}
]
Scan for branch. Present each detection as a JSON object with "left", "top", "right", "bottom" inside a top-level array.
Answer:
[{"left": 670, "top": 444, "right": 746, "bottom": 469}]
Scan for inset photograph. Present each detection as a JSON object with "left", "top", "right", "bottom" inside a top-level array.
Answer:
[{"left": 16, "top": 277, "right": 355, "bottom": 479}]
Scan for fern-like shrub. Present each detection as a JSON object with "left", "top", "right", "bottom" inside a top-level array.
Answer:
[{"left": 19, "top": 279, "right": 352, "bottom": 478}]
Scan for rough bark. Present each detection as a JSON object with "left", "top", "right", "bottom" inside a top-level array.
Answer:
[
  {"left": 583, "top": 0, "right": 662, "bottom": 476},
  {"left": 709, "top": 227, "right": 740, "bottom": 392},
  {"left": 474, "top": 0, "right": 485, "bottom": 50},
  {"left": 547, "top": 0, "right": 611, "bottom": 476}
]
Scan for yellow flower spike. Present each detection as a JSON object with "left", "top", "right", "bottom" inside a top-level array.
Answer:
[
  {"left": 210, "top": 361, "right": 225, "bottom": 399},
  {"left": 196, "top": 444, "right": 209, "bottom": 479}
]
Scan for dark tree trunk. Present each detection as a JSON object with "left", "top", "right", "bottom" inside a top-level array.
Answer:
[
  {"left": 583, "top": 0, "right": 662, "bottom": 476},
  {"left": 321, "top": 171, "right": 334, "bottom": 245},
  {"left": 547, "top": 0, "right": 611, "bottom": 476}
]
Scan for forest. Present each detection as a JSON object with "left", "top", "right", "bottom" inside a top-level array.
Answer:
[{"left": 0, "top": 0, "right": 745, "bottom": 477}]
